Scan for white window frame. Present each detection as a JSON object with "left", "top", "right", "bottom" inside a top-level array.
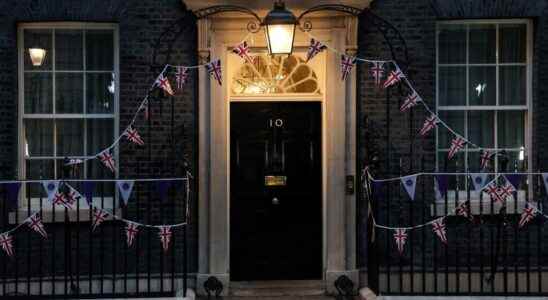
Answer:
[
  {"left": 16, "top": 23, "right": 120, "bottom": 220},
  {"left": 434, "top": 19, "right": 533, "bottom": 215}
]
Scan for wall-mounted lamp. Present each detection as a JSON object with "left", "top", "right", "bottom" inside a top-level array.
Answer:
[
  {"left": 262, "top": 1, "right": 298, "bottom": 55},
  {"left": 28, "top": 48, "right": 46, "bottom": 66}
]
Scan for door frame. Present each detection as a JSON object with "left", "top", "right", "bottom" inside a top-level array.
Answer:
[{"left": 196, "top": 13, "right": 359, "bottom": 295}]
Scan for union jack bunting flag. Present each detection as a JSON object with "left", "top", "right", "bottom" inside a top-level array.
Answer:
[
  {"left": 370, "top": 61, "right": 385, "bottom": 87},
  {"left": 158, "top": 226, "right": 172, "bottom": 252},
  {"left": 98, "top": 150, "right": 116, "bottom": 173},
  {"left": 155, "top": 73, "right": 174, "bottom": 96},
  {"left": 480, "top": 150, "right": 492, "bottom": 169},
  {"left": 0, "top": 233, "right": 14, "bottom": 257},
  {"left": 124, "top": 126, "right": 144, "bottom": 146},
  {"left": 383, "top": 66, "right": 405, "bottom": 89},
  {"left": 519, "top": 204, "right": 537, "bottom": 228},
  {"left": 64, "top": 189, "right": 79, "bottom": 207},
  {"left": 52, "top": 192, "right": 72, "bottom": 210},
  {"left": 206, "top": 59, "right": 222, "bottom": 86},
  {"left": 456, "top": 201, "right": 474, "bottom": 222},
  {"left": 485, "top": 182, "right": 504, "bottom": 204},
  {"left": 92, "top": 208, "right": 109, "bottom": 232},
  {"left": 393, "top": 228, "right": 407, "bottom": 255},
  {"left": 498, "top": 182, "right": 515, "bottom": 202},
  {"left": 125, "top": 222, "right": 139, "bottom": 247},
  {"left": 26, "top": 213, "right": 47, "bottom": 239},
  {"left": 432, "top": 218, "right": 447, "bottom": 244},
  {"left": 232, "top": 41, "right": 253, "bottom": 64},
  {"left": 340, "top": 55, "right": 356, "bottom": 81},
  {"left": 400, "top": 91, "right": 422, "bottom": 112},
  {"left": 448, "top": 136, "right": 466, "bottom": 160},
  {"left": 175, "top": 66, "right": 189, "bottom": 91},
  {"left": 306, "top": 39, "right": 327, "bottom": 62},
  {"left": 419, "top": 114, "right": 439, "bottom": 136}
]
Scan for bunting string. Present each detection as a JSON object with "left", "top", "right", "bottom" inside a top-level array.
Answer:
[
  {"left": 364, "top": 169, "right": 543, "bottom": 231},
  {"left": 303, "top": 31, "right": 494, "bottom": 155},
  {"left": 0, "top": 177, "right": 192, "bottom": 256}
]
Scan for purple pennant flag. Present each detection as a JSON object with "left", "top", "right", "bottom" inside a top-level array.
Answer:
[
  {"left": 156, "top": 181, "right": 172, "bottom": 201},
  {"left": 434, "top": 175, "right": 448, "bottom": 200},
  {"left": 371, "top": 180, "right": 383, "bottom": 198},
  {"left": 6, "top": 182, "right": 21, "bottom": 206},
  {"left": 82, "top": 181, "right": 95, "bottom": 206},
  {"left": 504, "top": 174, "right": 523, "bottom": 191}
]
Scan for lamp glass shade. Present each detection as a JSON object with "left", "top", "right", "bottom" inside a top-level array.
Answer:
[
  {"left": 265, "top": 23, "right": 295, "bottom": 55},
  {"left": 262, "top": 2, "right": 298, "bottom": 55},
  {"left": 28, "top": 48, "right": 46, "bottom": 66}
]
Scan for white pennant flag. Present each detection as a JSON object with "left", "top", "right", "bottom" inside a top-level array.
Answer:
[
  {"left": 116, "top": 180, "right": 135, "bottom": 206},
  {"left": 401, "top": 175, "right": 417, "bottom": 201},
  {"left": 470, "top": 173, "right": 488, "bottom": 191},
  {"left": 542, "top": 173, "right": 548, "bottom": 195},
  {"left": 42, "top": 180, "right": 60, "bottom": 202}
]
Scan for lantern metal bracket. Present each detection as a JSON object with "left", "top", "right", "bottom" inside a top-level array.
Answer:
[
  {"left": 296, "top": 4, "right": 409, "bottom": 71},
  {"left": 193, "top": 5, "right": 263, "bottom": 33}
]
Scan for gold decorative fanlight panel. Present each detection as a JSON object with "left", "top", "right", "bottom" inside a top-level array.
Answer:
[{"left": 231, "top": 53, "right": 323, "bottom": 96}]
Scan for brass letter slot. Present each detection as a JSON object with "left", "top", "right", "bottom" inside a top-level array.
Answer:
[{"left": 265, "top": 175, "right": 287, "bottom": 186}]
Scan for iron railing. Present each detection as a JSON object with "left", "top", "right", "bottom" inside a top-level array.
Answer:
[
  {"left": 0, "top": 177, "right": 190, "bottom": 299},
  {"left": 365, "top": 155, "right": 548, "bottom": 296}
]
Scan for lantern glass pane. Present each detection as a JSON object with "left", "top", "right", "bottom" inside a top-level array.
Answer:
[{"left": 266, "top": 24, "right": 294, "bottom": 54}]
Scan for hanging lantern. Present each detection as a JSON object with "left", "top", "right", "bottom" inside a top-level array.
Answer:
[
  {"left": 263, "top": 1, "right": 298, "bottom": 55},
  {"left": 28, "top": 48, "right": 46, "bottom": 66}
]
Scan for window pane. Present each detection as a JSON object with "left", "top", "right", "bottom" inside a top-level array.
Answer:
[
  {"left": 56, "top": 119, "right": 84, "bottom": 156},
  {"left": 469, "top": 66, "right": 496, "bottom": 105},
  {"left": 437, "top": 151, "right": 466, "bottom": 190},
  {"left": 24, "top": 29, "right": 52, "bottom": 70},
  {"left": 505, "top": 151, "right": 527, "bottom": 172},
  {"left": 468, "top": 111, "right": 494, "bottom": 148},
  {"left": 500, "top": 24, "right": 526, "bottom": 63},
  {"left": 87, "top": 119, "right": 114, "bottom": 156},
  {"left": 87, "top": 73, "right": 115, "bottom": 113},
  {"left": 469, "top": 24, "right": 496, "bottom": 64},
  {"left": 25, "top": 160, "right": 55, "bottom": 197},
  {"left": 498, "top": 111, "right": 525, "bottom": 148},
  {"left": 86, "top": 30, "right": 114, "bottom": 71},
  {"left": 437, "top": 111, "right": 464, "bottom": 149},
  {"left": 500, "top": 66, "right": 526, "bottom": 105},
  {"left": 55, "top": 30, "right": 83, "bottom": 70},
  {"left": 24, "top": 73, "right": 52, "bottom": 113},
  {"left": 87, "top": 160, "right": 115, "bottom": 197},
  {"left": 56, "top": 73, "right": 83, "bottom": 113},
  {"left": 24, "top": 120, "right": 54, "bottom": 157},
  {"left": 439, "top": 67, "right": 465, "bottom": 105},
  {"left": 468, "top": 151, "right": 484, "bottom": 172},
  {"left": 438, "top": 24, "right": 466, "bottom": 64}
]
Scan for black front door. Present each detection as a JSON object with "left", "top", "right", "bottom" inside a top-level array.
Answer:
[{"left": 230, "top": 102, "right": 322, "bottom": 281}]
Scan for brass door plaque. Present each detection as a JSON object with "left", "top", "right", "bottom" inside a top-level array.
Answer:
[{"left": 265, "top": 175, "right": 287, "bottom": 186}]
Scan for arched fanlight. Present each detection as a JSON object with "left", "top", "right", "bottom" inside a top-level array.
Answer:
[{"left": 262, "top": 1, "right": 298, "bottom": 55}]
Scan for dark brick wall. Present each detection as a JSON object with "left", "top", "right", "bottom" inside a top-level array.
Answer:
[
  {"left": 0, "top": 0, "right": 199, "bottom": 281},
  {"left": 358, "top": 0, "right": 548, "bottom": 291}
]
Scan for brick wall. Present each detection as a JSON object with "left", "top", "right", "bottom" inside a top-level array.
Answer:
[
  {"left": 358, "top": 0, "right": 548, "bottom": 292},
  {"left": 0, "top": 0, "right": 199, "bottom": 280}
]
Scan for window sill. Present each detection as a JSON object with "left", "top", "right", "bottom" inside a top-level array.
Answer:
[
  {"left": 9, "top": 208, "right": 122, "bottom": 224},
  {"left": 9, "top": 197, "right": 120, "bottom": 224},
  {"left": 431, "top": 190, "right": 530, "bottom": 216}
]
